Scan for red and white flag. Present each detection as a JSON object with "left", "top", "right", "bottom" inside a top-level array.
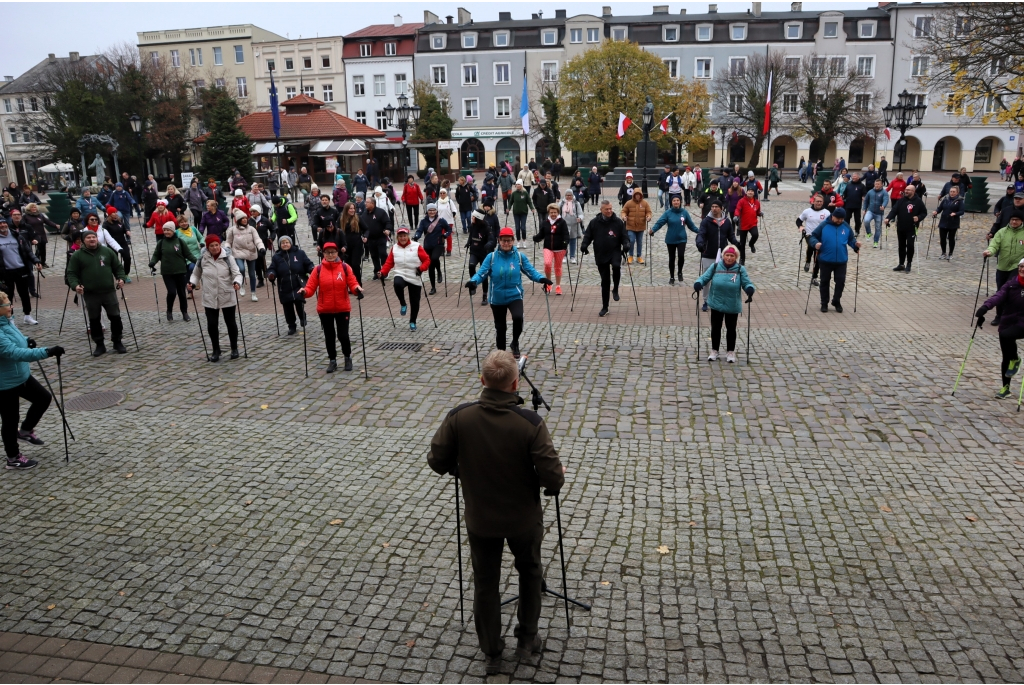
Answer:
[
  {"left": 762, "top": 71, "right": 773, "bottom": 135},
  {"left": 659, "top": 116, "right": 670, "bottom": 134},
  {"left": 883, "top": 127, "right": 892, "bottom": 140},
  {"left": 617, "top": 112, "right": 632, "bottom": 139}
]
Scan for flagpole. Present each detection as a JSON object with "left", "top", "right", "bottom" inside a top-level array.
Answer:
[
  {"left": 762, "top": 56, "right": 773, "bottom": 203},
  {"left": 270, "top": 65, "right": 282, "bottom": 180}
]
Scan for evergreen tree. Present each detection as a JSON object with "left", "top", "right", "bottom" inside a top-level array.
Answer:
[
  {"left": 411, "top": 80, "right": 454, "bottom": 171},
  {"left": 198, "top": 89, "right": 254, "bottom": 184}
]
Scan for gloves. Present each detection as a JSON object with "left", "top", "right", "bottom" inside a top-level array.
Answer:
[
  {"left": 150, "top": 267, "right": 157, "bottom": 276},
  {"left": 976, "top": 307, "right": 988, "bottom": 328},
  {"left": 465, "top": 280, "right": 477, "bottom": 294},
  {"left": 533, "top": 233, "right": 544, "bottom": 243},
  {"left": 539, "top": 277, "right": 553, "bottom": 287},
  {"left": 356, "top": 291, "right": 364, "bottom": 300},
  {"left": 581, "top": 247, "right": 589, "bottom": 255},
  {"left": 693, "top": 282, "right": 703, "bottom": 292},
  {"left": 26, "top": 338, "right": 36, "bottom": 349},
  {"left": 266, "top": 273, "right": 275, "bottom": 282},
  {"left": 46, "top": 345, "right": 65, "bottom": 358},
  {"left": 745, "top": 286, "right": 755, "bottom": 300}
]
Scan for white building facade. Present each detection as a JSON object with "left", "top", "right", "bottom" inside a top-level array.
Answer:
[{"left": 252, "top": 37, "right": 346, "bottom": 114}]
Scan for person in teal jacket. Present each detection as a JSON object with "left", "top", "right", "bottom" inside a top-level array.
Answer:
[
  {"left": 693, "top": 244, "right": 755, "bottom": 363},
  {"left": 650, "top": 194, "right": 698, "bottom": 285},
  {"left": 0, "top": 291, "right": 64, "bottom": 470},
  {"left": 465, "top": 226, "right": 551, "bottom": 357}
]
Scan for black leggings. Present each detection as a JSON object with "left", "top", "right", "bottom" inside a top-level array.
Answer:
[
  {"left": 406, "top": 204, "right": 420, "bottom": 228},
  {"left": 596, "top": 261, "right": 622, "bottom": 308},
  {"left": 204, "top": 306, "right": 238, "bottom": 353},
  {"left": 469, "top": 254, "right": 489, "bottom": 297},
  {"left": 667, "top": 243, "right": 686, "bottom": 278},
  {"left": 939, "top": 226, "right": 958, "bottom": 256},
  {"left": 282, "top": 299, "right": 306, "bottom": 329},
  {"left": 162, "top": 273, "right": 188, "bottom": 314},
  {"left": 319, "top": 311, "right": 351, "bottom": 360},
  {"left": 0, "top": 376, "right": 51, "bottom": 460},
  {"left": 427, "top": 245, "right": 444, "bottom": 288},
  {"left": 804, "top": 235, "right": 820, "bottom": 279},
  {"left": 710, "top": 310, "right": 739, "bottom": 352},
  {"left": 369, "top": 239, "right": 388, "bottom": 276},
  {"left": 737, "top": 227, "right": 759, "bottom": 263},
  {"left": 1000, "top": 327, "right": 1024, "bottom": 386},
  {"left": 393, "top": 276, "right": 422, "bottom": 324},
  {"left": 121, "top": 246, "right": 132, "bottom": 276},
  {"left": 848, "top": 208, "right": 862, "bottom": 234},
  {"left": 491, "top": 299, "right": 524, "bottom": 350},
  {"left": 2, "top": 267, "right": 33, "bottom": 315}
]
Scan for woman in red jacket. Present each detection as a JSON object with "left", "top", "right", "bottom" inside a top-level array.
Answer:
[
  {"left": 886, "top": 172, "right": 907, "bottom": 203},
  {"left": 401, "top": 175, "right": 424, "bottom": 229},
  {"left": 146, "top": 200, "right": 175, "bottom": 238},
  {"left": 733, "top": 187, "right": 762, "bottom": 266},
  {"left": 300, "top": 241, "right": 364, "bottom": 373}
]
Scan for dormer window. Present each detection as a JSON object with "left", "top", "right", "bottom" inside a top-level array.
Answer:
[
  {"left": 858, "top": 21, "right": 876, "bottom": 38},
  {"left": 431, "top": 34, "right": 446, "bottom": 50},
  {"left": 823, "top": 21, "right": 839, "bottom": 38},
  {"left": 785, "top": 22, "right": 802, "bottom": 39},
  {"left": 493, "top": 30, "right": 509, "bottom": 47},
  {"left": 663, "top": 25, "right": 679, "bottom": 42},
  {"left": 359, "top": 44, "right": 371, "bottom": 57},
  {"left": 611, "top": 26, "right": 627, "bottom": 41},
  {"left": 462, "top": 32, "right": 477, "bottom": 49},
  {"left": 730, "top": 24, "right": 747, "bottom": 41},
  {"left": 696, "top": 24, "right": 713, "bottom": 41},
  {"left": 542, "top": 29, "right": 558, "bottom": 45}
]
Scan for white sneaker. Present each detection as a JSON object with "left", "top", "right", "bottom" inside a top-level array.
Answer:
[
  {"left": 708, "top": 350, "right": 718, "bottom": 361},
  {"left": 726, "top": 351, "right": 737, "bottom": 363},
  {"left": 239, "top": 288, "right": 245, "bottom": 296},
  {"left": 570, "top": 258, "right": 577, "bottom": 264},
  {"left": 23, "top": 315, "right": 38, "bottom": 325},
  {"left": 251, "top": 294, "right": 258, "bottom": 302}
]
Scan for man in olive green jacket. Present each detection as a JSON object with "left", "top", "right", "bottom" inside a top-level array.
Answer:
[
  {"left": 66, "top": 230, "right": 127, "bottom": 355},
  {"left": 984, "top": 210, "right": 1024, "bottom": 326}
]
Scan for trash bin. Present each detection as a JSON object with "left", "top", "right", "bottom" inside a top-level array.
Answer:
[
  {"left": 964, "top": 176, "right": 990, "bottom": 213},
  {"left": 812, "top": 170, "right": 833, "bottom": 193},
  {"left": 46, "top": 192, "right": 70, "bottom": 230}
]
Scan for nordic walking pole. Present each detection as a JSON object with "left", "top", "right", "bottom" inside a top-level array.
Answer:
[
  {"left": 648, "top": 221, "right": 654, "bottom": 286},
  {"left": 694, "top": 291, "right": 701, "bottom": 362},
  {"left": 233, "top": 290, "right": 249, "bottom": 358},
  {"left": 951, "top": 321, "right": 981, "bottom": 396},
  {"left": 189, "top": 290, "right": 211, "bottom": 361},
  {"left": 149, "top": 267, "right": 161, "bottom": 323},
  {"left": 803, "top": 264, "right": 815, "bottom": 316},
  {"left": 378, "top": 274, "right": 396, "bottom": 328},
  {"left": 796, "top": 236, "right": 804, "bottom": 289},
  {"left": 746, "top": 294, "right": 752, "bottom": 364},
  {"left": 761, "top": 216, "right": 776, "bottom": 268},
  {"left": 467, "top": 284, "right": 481, "bottom": 373},
  {"left": 926, "top": 216, "right": 936, "bottom": 258},
  {"left": 971, "top": 256, "right": 988, "bottom": 326},
  {"left": 553, "top": 491, "right": 571, "bottom": 630},
  {"left": 570, "top": 253, "right": 584, "bottom": 312},
  {"left": 456, "top": 242, "right": 469, "bottom": 307},
  {"left": 454, "top": 470, "right": 465, "bottom": 625},
  {"left": 986, "top": 256, "right": 991, "bottom": 297},
  {"left": 442, "top": 242, "right": 448, "bottom": 298},
  {"left": 56, "top": 356, "right": 70, "bottom": 463},
  {"left": 356, "top": 291, "right": 369, "bottom": 380},
  {"left": 34, "top": 270, "right": 41, "bottom": 318},
  {"left": 421, "top": 278, "right": 439, "bottom": 329},
  {"left": 35, "top": 359, "right": 75, "bottom": 443},
  {"left": 79, "top": 293, "right": 93, "bottom": 356},
  {"left": 543, "top": 285, "right": 557, "bottom": 372},
  {"left": 301, "top": 304, "right": 309, "bottom": 378},
  {"left": 267, "top": 279, "right": 280, "bottom": 336},
  {"left": 118, "top": 285, "right": 140, "bottom": 351},
  {"left": 623, "top": 252, "right": 640, "bottom": 316},
  {"left": 853, "top": 250, "right": 861, "bottom": 314}
]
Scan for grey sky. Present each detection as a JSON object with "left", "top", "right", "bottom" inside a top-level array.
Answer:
[{"left": 1, "top": 1, "right": 872, "bottom": 78}]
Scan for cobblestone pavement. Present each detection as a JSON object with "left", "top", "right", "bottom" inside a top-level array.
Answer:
[{"left": 3, "top": 193, "right": 1024, "bottom": 683}]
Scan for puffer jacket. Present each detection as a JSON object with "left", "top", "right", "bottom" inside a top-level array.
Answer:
[
  {"left": 414, "top": 216, "right": 451, "bottom": 251},
  {"left": 189, "top": 247, "right": 243, "bottom": 309},
  {"left": 981, "top": 276, "right": 1024, "bottom": 334},
  {"left": 808, "top": 219, "right": 858, "bottom": 264},
  {"left": 621, "top": 195, "right": 652, "bottom": 233},
  {"left": 734, "top": 197, "right": 761, "bottom": 232},
  {"left": 987, "top": 222, "right": 1024, "bottom": 272},
  {"left": 268, "top": 243, "right": 314, "bottom": 304},
  {"left": 695, "top": 261, "right": 755, "bottom": 315},
  {"left": 380, "top": 240, "right": 430, "bottom": 287},
  {"left": 22, "top": 211, "right": 57, "bottom": 246},
  {"left": 435, "top": 194, "right": 458, "bottom": 227},
  {"left": 225, "top": 223, "right": 263, "bottom": 261},
  {"left": 695, "top": 214, "right": 738, "bottom": 260},
  {"left": 651, "top": 206, "right": 698, "bottom": 244},
  {"left": 467, "top": 218, "right": 496, "bottom": 261},
  {"left": 469, "top": 246, "right": 544, "bottom": 306},
  {"left": 301, "top": 258, "right": 360, "bottom": 314},
  {"left": 0, "top": 315, "right": 50, "bottom": 391},
  {"left": 333, "top": 186, "right": 349, "bottom": 208},
  {"left": 581, "top": 212, "right": 629, "bottom": 265}
]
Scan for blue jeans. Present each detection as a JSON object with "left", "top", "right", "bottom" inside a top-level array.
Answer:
[
  {"left": 514, "top": 213, "right": 528, "bottom": 240},
  {"left": 627, "top": 231, "right": 643, "bottom": 258},
  {"left": 568, "top": 237, "right": 577, "bottom": 259},
  {"left": 865, "top": 211, "right": 883, "bottom": 242},
  {"left": 460, "top": 210, "right": 472, "bottom": 233},
  {"left": 235, "top": 257, "right": 257, "bottom": 291}
]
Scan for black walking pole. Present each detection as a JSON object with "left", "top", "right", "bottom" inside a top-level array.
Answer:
[
  {"left": 301, "top": 303, "right": 309, "bottom": 378},
  {"left": 796, "top": 236, "right": 804, "bottom": 289},
  {"left": 543, "top": 285, "right": 557, "bottom": 371},
  {"left": 570, "top": 254, "right": 584, "bottom": 312},
  {"left": 442, "top": 245, "right": 448, "bottom": 298},
  {"left": 234, "top": 290, "right": 249, "bottom": 358},
  {"left": 453, "top": 469, "right": 465, "bottom": 625},
  {"left": 623, "top": 253, "right": 640, "bottom": 316},
  {"left": 647, "top": 222, "right": 654, "bottom": 286},
  {"left": 118, "top": 285, "right": 140, "bottom": 351},
  {"left": 456, "top": 243, "right": 469, "bottom": 307},
  {"left": 926, "top": 216, "right": 936, "bottom": 258},
  {"left": 972, "top": 256, "right": 988, "bottom": 326},
  {"left": 149, "top": 267, "right": 162, "bottom": 323},
  {"left": 803, "top": 264, "right": 816, "bottom": 316},
  {"left": 952, "top": 320, "right": 982, "bottom": 396},
  {"left": 189, "top": 290, "right": 211, "bottom": 361},
  {"left": 553, "top": 491, "right": 571, "bottom": 630},
  {"left": 56, "top": 356, "right": 70, "bottom": 463},
  {"left": 421, "top": 279, "right": 439, "bottom": 329},
  {"left": 268, "top": 280, "right": 280, "bottom": 336},
  {"left": 378, "top": 274, "right": 396, "bottom": 328},
  {"left": 532, "top": 210, "right": 539, "bottom": 294},
  {"left": 693, "top": 291, "right": 701, "bottom": 361},
  {"left": 467, "top": 284, "right": 481, "bottom": 373},
  {"left": 760, "top": 216, "right": 776, "bottom": 268},
  {"left": 986, "top": 257, "right": 990, "bottom": 297},
  {"left": 34, "top": 359, "right": 75, "bottom": 452},
  {"left": 356, "top": 291, "right": 369, "bottom": 379},
  {"left": 853, "top": 250, "right": 861, "bottom": 313},
  {"left": 745, "top": 295, "right": 753, "bottom": 364},
  {"left": 79, "top": 293, "right": 93, "bottom": 356},
  {"left": 34, "top": 270, "right": 41, "bottom": 318},
  {"left": 59, "top": 287, "right": 71, "bottom": 335}
]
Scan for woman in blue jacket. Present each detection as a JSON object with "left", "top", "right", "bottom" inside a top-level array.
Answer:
[
  {"left": 465, "top": 227, "right": 552, "bottom": 357},
  {"left": 693, "top": 244, "right": 755, "bottom": 364},
  {"left": 650, "top": 194, "right": 698, "bottom": 285},
  {"left": 0, "top": 291, "right": 64, "bottom": 470}
]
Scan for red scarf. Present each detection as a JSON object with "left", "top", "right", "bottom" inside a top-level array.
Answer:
[{"left": 1018, "top": 274, "right": 1024, "bottom": 288}]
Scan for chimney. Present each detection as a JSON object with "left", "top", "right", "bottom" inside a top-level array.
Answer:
[
  {"left": 531, "top": 14, "right": 539, "bottom": 20},
  {"left": 48, "top": 53, "right": 56, "bottom": 63},
  {"left": 653, "top": 5, "right": 669, "bottom": 13},
  {"left": 424, "top": 10, "right": 439, "bottom": 24},
  {"left": 602, "top": 6, "right": 612, "bottom": 16},
  {"left": 709, "top": 4, "right": 718, "bottom": 12},
  {"left": 752, "top": 2, "right": 761, "bottom": 16},
  {"left": 791, "top": 1, "right": 802, "bottom": 10},
  {"left": 555, "top": 9, "right": 566, "bottom": 18},
  {"left": 4, "top": 76, "right": 12, "bottom": 82},
  {"left": 69, "top": 52, "right": 80, "bottom": 62},
  {"left": 499, "top": 11, "right": 512, "bottom": 20},
  {"left": 446, "top": 15, "right": 454, "bottom": 24},
  {"left": 680, "top": 8, "right": 687, "bottom": 13},
  {"left": 394, "top": 14, "right": 403, "bottom": 27},
  {"left": 457, "top": 7, "right": 471, "bottom": 25}
]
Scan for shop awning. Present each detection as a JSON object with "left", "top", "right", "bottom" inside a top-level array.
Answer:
[
  {"left": 253, "top": 142, "right": 284, "bottom": 155},
  {"left": 308, "top": 139, "right": 372, "bottom": 154}
]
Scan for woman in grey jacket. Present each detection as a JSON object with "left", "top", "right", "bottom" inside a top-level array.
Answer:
[{"left": 188, "top": 234, "right": 243, "bottom": 361}]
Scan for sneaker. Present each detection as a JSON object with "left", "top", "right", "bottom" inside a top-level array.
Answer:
[
  {"left": 832, "top": 301, "right": 843, "bottom": 313},
  {"left": 627, "top": 256, "right": 633, "bottom": 264},
  {"left": 905, "top": 266, "right": 912, "bottom": 273},
  {"left": 6, "top": 454, "right": 37, "bottom": 470},
  {"left": 481, "top": 295, "right": 487, "bottom": 305},
  {"left": 939, "top": 253, "right": 947, "bottom": 260},
  {"left": 437, "top": 272, "right": 443, "bottom": 283},
  {"left": 750, "top": 244, "right": 756, "bottom": 254},
  {"left": 872, "top": 243, "right": 878, "bottom": 249},
  {"left": 701, "top": 302, "right": 709, "bottom": 312},
  {"left": 866, "top": 230, "right": 871, "bottom": 236},
  {"left": 401, "top": 305, "right": 408, "bottom": 316},
  {"left": 804, "top": 262, "right": 810, "bottom": 272},
  {"left": 708, "top": 350, "right": 719, "bottom": 361},
  {"left": 599, "top": 307, "right": 608, "bottom": 317},
  {"left": 113, "top": 341, "right": 128, "bottom": 353},
  {"left": 167, "top": 312, "right": 174, "bottom": 322},
  {"left": 344, "top": 356, "right": 353, "bottom": 371},
  {"left": 92, "top": 341, "right": 106, "bottom": 357},
  {"left": 1008, "top": 359, "right": 1021, "bottom": 378},
  {"left": 811, "top": 278, "right": 819, "bottom": 286},
  {"left": 515, "top": 635, "right": 543, "bottom": 661},
  {"left": 18, "top": 430, "right": 43, "bottom": 445},
  {"left": 23, "top": 315, "right": 38, "bottom": 325},
  {"left": 511, "top": 342, "right": 520, "bottom": 359},
  {"left": 410, "top": 322, "right": 417, "bottom": 331},
  {"left": 239, "top": 287, "right": 245, "bottom": 296},
  {"left": 251, "top": 294, "right": 258, "bottom": 302},
  {"left": 230, "top": 349, "right": 240, "bottom": 359},
  {"left": 124, "top": 277, "right": 132, "bottom": 284},
  {"left": 612, "top": 289, "right": 620, "bottom": 302},
  {"left": 669, "top": 277, "right": 675, "bottom": 285},
  {"left": 429, "top": 288, "right": 436, "bottom": 295},
  {"left": 288, "top": 325, "right": 297, "bottom": 335},
  {"left": 182, "top": 312, "right": 190, "bottom": 322},
  {"left": 726, "top": 351, "right": 737, "bottom": 363},
  {"left": 997, "top": 385, "right": 1011, "bottom": 399},
  {"left": 555, "top": 286, "right": 562, "bottom": 295},
  {"left": 992, "top": 316, "right": 1001, "bottom": 327},
  {"left": 326, "top": 359, "right": 337, "bottom": 373},
  {"left": 570, "top": 258, "right": 577, "bottom": 264},
  {"left": 209, "top": 351, "right": 221, "bottom": 362},
  {"left": 485, "top": 654, "right": 502, "bottom": 676},
  {"left": 256, "top": 280, "right": 265, "bottom": 288},
  {"left": 893, "top": 264, "right": 905, "bottom": 272}
]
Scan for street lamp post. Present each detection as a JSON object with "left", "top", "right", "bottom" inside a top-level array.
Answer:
[
  {"left": 640, "top": 101, "right": 654, "bottom": 199},
  {"left": 384, "top": 93, "right": 422, "bottom": 176},
  {"left": 882, "top": 89, "right": 926, "bottom": 172},
  {"left": 128, "top": 113, "right": 144, "bottom": 179}
]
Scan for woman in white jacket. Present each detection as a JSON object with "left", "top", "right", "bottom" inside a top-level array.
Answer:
[
  {"left": 188, "top": 234, "right": 243, "bottom": 361},
  {"left": 225, "top": 210, "right": 263, "bottom": 301},
  {"left": 435, "top": 187, "right": 459, "bottom": 255},
  {"left": 560, "top": 189, "right": 585, "bottom": 264},
  {"left": 377, "top": 226, "right": 430, "bottom": 332}
]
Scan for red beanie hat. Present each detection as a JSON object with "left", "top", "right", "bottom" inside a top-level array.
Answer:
[
  {"left": 205, "top": 234, "right": 221, "bottom": 247},
  {"left": 105, "top": 205, "right": 117, "bottom": 216}
]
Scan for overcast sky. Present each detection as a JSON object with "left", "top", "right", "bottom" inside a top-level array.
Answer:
[{"left": 1, "top": 1, "right": 873, "bottom": 78}]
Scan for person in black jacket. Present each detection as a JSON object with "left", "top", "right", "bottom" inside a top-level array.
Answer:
[
  {"left": 101, "top": 206, "right": 132, "bottom": 280},
  {"left": 338, "top": 202, "right": 365, "bottom": 284},
  {"left": 580, "top": 200, "right": 629, "bottom": 317},
  {"left": 311, "top": 194, "right": 340, "bottom": 246},
  {"left": 841, "top": 173, "right": 866, "bottom": 235},
  {"left": 885, "top": 184, "right": 928, "bottom": 273},
  {"left": 932, "top": 186, "right": 965, "bottom": 260},
  {"left": 250, "top": 205, "right": 274, "bottom": 287},
  {"left": 533, "top": 203, "right": 570, "bottom": 295},
  {"left": 454, "top": 177, "right": 474, "bottom": 233},
  {"left": 414, "top": 203, "right": 451, "bottom": 295},
  {"left": 360, "top": 197, "right": 392, "bottom": 279},
  {"left": 698, "top": 180, "right": 725, "bottom": 219},
  {"left": 694, "top": 199, "right": 739, "bottom": 311},
  {"left": 466, "top": 209, "right": 497, "bottom": 305},
  {"left": 532, "top": 180, "right": 555, "bottom": 219},
  {"left": 991, "top": 189, "right": 1024, "bottom": 239},
  {"left": 0, "top": 216, "right": 41, "bottom": 325},
  {"left": 267, "top": 235, "right": 314, "bottom": 334}
]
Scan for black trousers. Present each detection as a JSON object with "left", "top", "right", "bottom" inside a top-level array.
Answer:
[
  {"left": 683, "top": 188, "right": 692, "bottom": 205},
  {"left": 737, "top": 227, "right": 759, "bottom": 264},
  {"left": 255, "top": 248, "right": 267, "bottom": 281},
  {"left": 939, "top": 226, "right": 958, "bottom": 256},
  {"left": 1, "top": 267, "right": 32, "bottom": 315},
  {"left": 467, "top": 523, "right": 544, "bottom": 657},
  {"left": 996, "top": 269, "right": 1013, "bottom": 319},
  {"left": 344, "top": 244, "right": 363, "bottom": 285},
  {"left": 393, "top": 276, "right": 422, "bottom": 324},
  {"left": 204, "top": 305, "right": 238, "bottom": 353},
  {"left": 847, "top": 208, "right": 862, "bottom": 234},
  {"left": 319, "top": 311, "right": 351, "bottom": 360},
  {"left": 818, "top": 260, "right": 848, "bottom": 306},
  {"left": 121, "top": 245, "right": 132, "bottom": 276},
  {"left": 469, "top": 254, "right": 489, "bottom": 297},
  {"left": 491, "top": 299, "right": 524, "bottom": 350},
  {"left": 1000, "top": 326, "right": 1024, "bottom": 385},
  {"left": 897, "top": 226, "right": 916, "bottom": 267},
  {"left": 427, "top": 245, "right": 444, "bottom": 288},
  {"left": 34, "top": 242, "right": 47, "bottom": 266},
  {"left": 667, "top": 243, "right": 685, "bottom": 278},
  {"left": 85, "top": 291, "right": 122, "bottom": 344},
  {"left": 162, "top": 273, "right": 188, "bottom": 314},
  {"left": 406, "top": 204, "right": 420, "bottom": 228},
  {"left": 282, "top": 299, "right": 305, "bottom": 329},
  {"left": 709, "top": 309, "right": 739, "bottom": 351},
  {"left": 0, "top": 376, "right": 50, "bottom": 460},
  {"left": 596, "top": 260, "right": 622, "bottom": 308},
  {"left": 368, "top": 239, "right": 388, "bottom": 276}
]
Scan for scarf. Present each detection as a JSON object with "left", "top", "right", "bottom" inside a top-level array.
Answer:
[
  {"left": 180, "top": 226, "right": 195, "bottom": 239},
  {"left": 561, "top": 200, "right": 577, "bottom": 217},
  {"left": 1018, "top": 274, "right": 1024, "bottom": 288}
]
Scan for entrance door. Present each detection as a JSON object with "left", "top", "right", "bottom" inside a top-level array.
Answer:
[
  {"left": 774, "top": 145, "right": 786, "bottom": 167},
  {"left": 932, "top": 140, "right": 945, "bottom": 171}
]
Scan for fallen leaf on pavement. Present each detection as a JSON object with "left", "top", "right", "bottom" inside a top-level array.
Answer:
[
  {"left": 842, "top": 374, "right": 850, "bottom": 379},
  {"left": 48, "top": 497, "right": 54, "bottom": 501},
  {"left": 406, "top": 640, "right": 416, "bottom": 648},
  {"left": 118, "top": 591, "right": 125, "bottom": 596},
  {"left": 46, "top": 604, "right": 55, "bottom": 610},
  {"left": 689, "top": 521, "right": 697, "bottom": 527},
  {"left": 329, "top": 519, "right": 343, "bottom": 525},
  {"left": 260, "top": 404, "right": 268, "bottom": 409},
  {"left": 125, "top": 473, "right": 133, "bottom": 478},
  {"left": 600, "top": 581, "right": 610, "bottom": 586},
  {"left": 838, "top": 339, "right": 847, "bottom": 343},
  {"left": 879, "top": 505, "right": 892, "bottom": 513},
  {"left": 656, "top": 545, "right": 670, "bottom": 554},
  {"left": 245, "top": 500, "right": 253, "bottom": 506},
  {"left": 383, "top": 542, "right": 390, "bottom": 548},
  {"left": 965, "top": 515, "right": 978, "bottom": 522},
  {"left": 422, "top": 603, "right": 429, "bottom": 608}
]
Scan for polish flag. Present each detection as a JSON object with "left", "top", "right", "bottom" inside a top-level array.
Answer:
[
  {"left": 659, "top": 116, "right": 670, "bottom": 134},
  {"left": 617, "top": 112, "right": 632, "bottom": 139},
  {"left": 762, "top": 71, "right": 773, "bottom": 135},
  {"left": 883, "top": 127, "right": 892, "bottom": 140}
]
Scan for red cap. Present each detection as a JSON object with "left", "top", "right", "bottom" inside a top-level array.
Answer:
[
  {"left": 322, "top": 242, "right": 338, "bottom": 251},
  {"left": 396, "top": 226, "right": 410, "bottom": 233},
  {"left": 105, "top": 205, "right": 117, "bottom": 215},
  {"left": 205, "top": 234, "right": 221, "bottom": 246},
  {"left": 499, "top": 227, "right": 515, "bottom": 237}
]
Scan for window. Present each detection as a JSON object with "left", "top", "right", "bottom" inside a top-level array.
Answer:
[
  {"left": 16, "top": 98, "right": 24, "bottom": 112},
  {"left": 785, "top": 23, "right": 801, "bottom": 39},
  {"left": 570, "top": 28, "right": 582, "bottom": 43},
  {"left": 374, "top": 74, "right": 386, "bottom": 96},
  {"left": 542, "top": 61, "right": 558, "bottom": 82},
  {"left": 190, "top": 48, "right": 202, "bottom": 66},
  {"left": 495, "top": 97, "right": 511, "bottom": 118},
  {"left": 322, "top": 55, "right": 331, "bottom": 68},
  {"left": 975, "top": 139, "right": 993, "bottom": 164},
  {"left": 266, "top": 58, "right": 276, "bottom": 72},
  {"left": 322, "top": 83, "right": 334, "bottom": 102},
  {"left": 29, "top": 97, "right": 38, "bottom": 112},
  {"left": 730, "top": 58, "right": 746, "bottom": 77},
  {"left": 990, "top": 58, "right": 1005, "bottom": 76},
  {"left": 285, "top": 86, "right": 296, "bottom": 98},
  {"left": 696, "top": 58, "right": 712, "bottom": 79},
  {"left": 462, "top": 33, "right": 476, "bottom": 49},
  {"left": 906, "top": 93, "right": 926, "bottom": 108},
  {"left": 8, "top": 128, "right": 15, "bottom": 143},
  {"left": 915, "top": 16, "right": 932, "bottom": 37},
  {"left": 150, "top": 51, "right": 159, "bottom": 67},
  {"left": 20, "top": 127, "right": 28, "bottom": 142},
  {"left": 385, "top": 42, "right": 397, "bottom": 56},
  {"left": 432, "top": 65, "right": 447, "bottom": 86},
  {"left": 542, "top": 29, "right": 558, "bottom": 45},
  {"left": 784, "top": 57, "right": 800, "bottom": 77},
  {"left": 829, "top": 56, "right": 847, "bottom": 76},
  {"left": 663, "top": 59, "right": 678, "bottom": 78},
  {"left": 431, "top": 34, "right": 446, "bottom": 50},
  {"left": 587, "top": 28, "right": 600, "bottom": 43},
  {"left": 857, "top": 56, "right": 874, "bottom": 77},
  {"left": 663, "top": 26, "right": 678, "bottom": 42},
  {"left": 215, "top": 78, "right": 225, "bottom": 89},
  {"left": 463, "top": 98, "right": 479, "bottom": 118},
  {"left": 236, "top": 77, "right": 248, "bottom": 98},
  {"left": 213, "top": 47, "right": 223, "bottom": 65},
  {"left": 911, "top": 56, "right": 929, "bottom": 77},
  {"left": 611, "top": 27, "right": 626, "bottom": 41},
  {"left": 783, "top": 94, "right": 798, "bottom": 113},
  {"left": 194, "top": 79, "right": 206, "bottom": 95},
  {"left": 376, "top": 110, "right": 388, "bottom": 129},
  {"left": 728, "top": 95, "right": 744, "bottom": 113},
  {"left": 810, "top": 57, "right": 826, "bottom": 77},
  {"left": 304, "top": 85, "right": 315, "bottom": 97},
  {"left": 285, "top": 58, "right": 294, "bottom": 71},
  {"left": 355, "top": 111, "right": 366, "bottom": 124},
  {"left": 353, "top": 75, "right": 365, "bottom": 96},
  {"left": 985, "top": 94, "right": 1002, "bottom": 114},
  {"left": 234, "top": 45, "right": 244, "bottom": 64},
  {"left": 954, "top": 15, "right": 972, "bottom": 36},
  {"left": 170, "top": 50, "right": 180, "bottom": 68},
  {"left": 43, "top": 96, "right": 50, "bottom": 109},
  {"left": 303, "top": 56, "right": 312, "bottom": 69},
  {"left": 854, "top": 94, "right": 871, "bottom": 112},
  {"left": 494, "top": 62, "right": 510, "bottom": 85},
  {"left": 944, "top": 93, "right": 963, "bottom": 115},
  {"left": 360, "top": 43, "right": 371, "bottom": 57},
  {"left": 2, "top": 99, "right": 10, "bottom": 114},
  {"left": 823, "top": 22, "right": 839, "bottom": 38},
  {"left": 696, "top": 24, "right": 712, "bottom": 41},
  {"left": 859, "top": 21, "right": 876, "bottom": 38},
  {"left": 462, "top": 64, "right": 478, "bottom": 86},
  {"left": 494, "top": 31, "right": 510, "bottom": 47},
  {"left": 395, "top": 73, "right": 407, "bottom": 95},
  {"left": 731, "top": 24, "right": 747, "bottom": 41}
]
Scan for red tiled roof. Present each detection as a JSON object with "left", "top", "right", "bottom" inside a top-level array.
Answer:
[
  {"left": 280, "top": 93, "right": 324, "bottom": 106},
  {"left": 344, "top": 22, "right": 424, "bottom": 39},
  {"left": 237, "top": 109, "right": 384, "bottom": 141}
]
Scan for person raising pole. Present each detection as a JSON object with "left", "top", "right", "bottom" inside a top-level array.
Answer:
[
  {"left": 580, "top": 200, "right": 630, "bottom": 317},
  {"left": 693, "top": 244, "right": 755, "bottom": 363},
  {"left": 267, "top": 235, "right": 313, "bottom": 336},
  {"left": 465, "top": 227, "right": 551, "bottom": 358},
  {"left": 533, "top": 203, "right": 569, "bottom": 296},
  {"left": 301, "top": 242, "right": 364, "bottom": 373},
  {"left": 188, "top": 234, "right": 243, "bottom": 362},
  {"left": 379, "top": 227, "right": 430, "bottom": 332}
]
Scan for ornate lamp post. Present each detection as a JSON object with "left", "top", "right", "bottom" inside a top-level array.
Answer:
[
  {"left": 128, "top": 113, "right": 144, "bottom": 179},
  {"left": 640, "top": 97, "right": 654, "bottom": 198},
  {"left": 384, "top": 93, "right": 422, "bottom": 175},
  {"left": 882, "top": 90, "right": 926, "bottom": 172}
]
